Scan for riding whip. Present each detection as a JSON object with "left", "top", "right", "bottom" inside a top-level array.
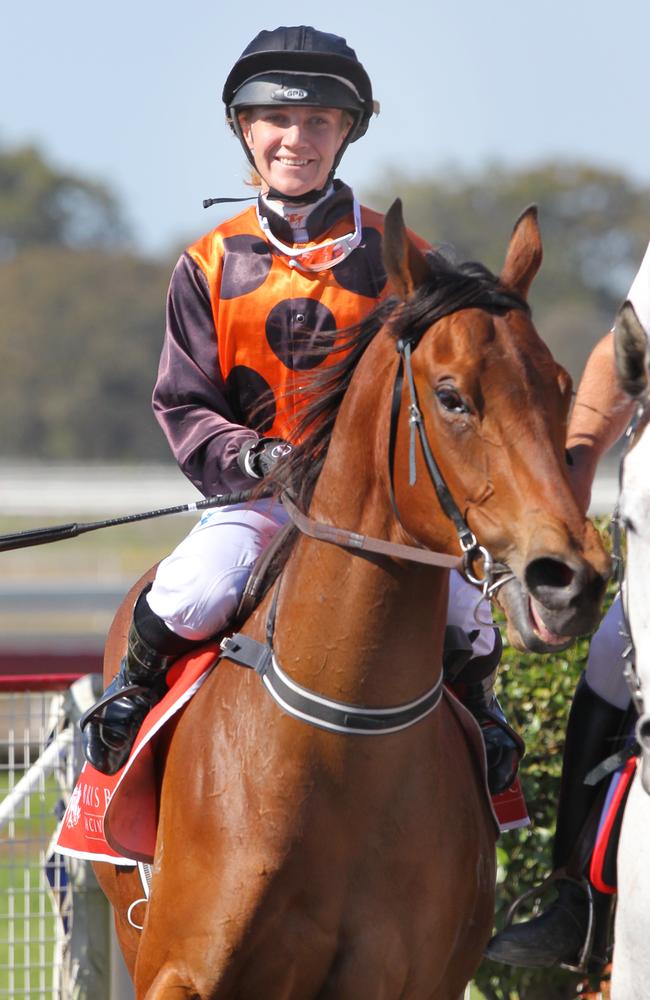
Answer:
[{"left": 0, "top": 487, "right": 272, "bottom": 553}]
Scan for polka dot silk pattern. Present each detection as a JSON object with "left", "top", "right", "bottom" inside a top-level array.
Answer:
[
  {"left": 224, "top": 365, "right": 276, "bottom": 433},
  {"left": 265, "top": 299, "right": 337, "bottom": 371},
  {"left": 187, "top": 202, "right": 429, "bottom": 441}
]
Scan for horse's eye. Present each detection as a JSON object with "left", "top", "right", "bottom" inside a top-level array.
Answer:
[
  {"left": 565, "top": 449, "right": 574, "bottom": 467},
  {"left": 436, "top": 386, "right": 467, "bottom": 414}
]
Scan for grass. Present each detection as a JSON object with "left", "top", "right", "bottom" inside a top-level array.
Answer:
[{"left": 0, "top": 770, "right": 63, "bottom": 998}]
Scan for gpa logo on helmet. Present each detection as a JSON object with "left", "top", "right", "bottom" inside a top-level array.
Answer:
[{"left": 273, "top": 87, "right": 309, "bottom": 101}]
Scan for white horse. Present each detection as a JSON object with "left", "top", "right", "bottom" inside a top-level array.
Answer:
[{"left": 610, "top": 300, "right": 650, "bottom": 999}]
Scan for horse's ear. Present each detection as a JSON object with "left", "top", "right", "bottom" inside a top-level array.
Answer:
[
  {"left": 500, "top": 205, "right": 543, "bottom": 299},
  {"left": 383, "top": 198, "right": 431, "bottom": 299},
  {"left": 615, "top": 300, "right": 649, "bottom": 398}
]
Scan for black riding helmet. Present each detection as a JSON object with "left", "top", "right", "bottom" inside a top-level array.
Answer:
[{"left": 223, "top": 26, "right": 378, "bottom": 199}]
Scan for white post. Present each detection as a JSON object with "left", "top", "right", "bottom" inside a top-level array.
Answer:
[{"left": 110, "top": 919, "right": 135, "bottom": 1000}]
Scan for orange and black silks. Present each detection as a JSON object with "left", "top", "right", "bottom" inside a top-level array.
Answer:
[{"left": 153, "top": 183, "right": 430, "bottom": 498}]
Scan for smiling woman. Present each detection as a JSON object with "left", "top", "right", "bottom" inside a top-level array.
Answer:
[{"left": 238, "top": 106, "right": 353, "bottom": 199}]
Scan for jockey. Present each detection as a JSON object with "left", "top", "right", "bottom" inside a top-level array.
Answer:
[
  {"left": 81, "top": 25, "right": 522, "bottom": 793},
  {"left": 486, "top": 241, "right": 650, "bottom": 972}
]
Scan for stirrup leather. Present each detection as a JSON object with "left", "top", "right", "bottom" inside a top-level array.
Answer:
[{"left": 79, "top": 682, "right": 149, "bottom": 732}]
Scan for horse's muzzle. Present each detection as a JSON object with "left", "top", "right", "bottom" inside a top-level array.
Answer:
[{"left": 496, "top": 554, "right": 609, "bottom": 653}]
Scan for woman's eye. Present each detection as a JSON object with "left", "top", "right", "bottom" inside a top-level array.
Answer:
[{"left": 436, "top": 386, "right": 467, "bottom": 413}]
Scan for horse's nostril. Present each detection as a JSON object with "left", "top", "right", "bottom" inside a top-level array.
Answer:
[{"left": 526, "top": 558, "right": 575, "bottom": 592}]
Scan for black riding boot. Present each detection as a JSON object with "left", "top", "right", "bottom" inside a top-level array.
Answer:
[
  {"left": 446, "top": 627, "right": 524, "bottom": 795},
  {"left": 81, "top": 587, "right": 201, "bottom": 775},
  {"left": 485, "top": 675, "right": 627, "bottom": 971}
]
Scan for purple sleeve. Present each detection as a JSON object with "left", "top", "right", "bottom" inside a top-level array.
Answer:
[{"left": 152, "top": 252, "right": 257, "bottom": 497}]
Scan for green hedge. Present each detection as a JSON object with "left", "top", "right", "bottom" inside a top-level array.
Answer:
[{"left": 474, "top": 519, "right": 617, "bottom": 1000}]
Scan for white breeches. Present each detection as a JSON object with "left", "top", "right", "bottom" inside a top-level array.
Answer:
[
  {"left": 585, "top": 594, "right": 631, "bottom": 710},
  {"left": 148, "top": 500, "right": 290, "bottom": 640},
  {"left": 147, "top": 499, "right": 497, "bottom": 655}
]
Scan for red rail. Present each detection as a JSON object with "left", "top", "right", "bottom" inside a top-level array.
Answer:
[{"left": 0, "top": 650, "right": 102, "bottom": 690}]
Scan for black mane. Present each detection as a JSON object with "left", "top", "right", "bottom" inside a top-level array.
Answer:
[{"left": 274, "top": 251, "right": 529, "bottom": 508}]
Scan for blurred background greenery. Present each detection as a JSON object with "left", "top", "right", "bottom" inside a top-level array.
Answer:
[{"left": 1, "top": 140, "right": 649, "bottom": 464}]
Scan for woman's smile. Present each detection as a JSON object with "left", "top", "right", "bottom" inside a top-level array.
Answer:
[{"left": 240, "top": 106, "right": 351, "bottom": 197}]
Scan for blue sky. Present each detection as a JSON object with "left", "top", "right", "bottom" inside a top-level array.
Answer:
[{"left": 3, "top": 0, "right": 648, "bottom": 254}]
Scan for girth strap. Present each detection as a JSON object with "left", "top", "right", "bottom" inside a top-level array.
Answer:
[{"left": 220, "top": 633, "right": 444, "bottom": 736}]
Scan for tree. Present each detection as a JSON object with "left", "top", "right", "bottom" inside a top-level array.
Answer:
[
  {"left": 364, "top": 162, "right": 650, "bottom": 380},
  {"left": 0, "top": 143, "right": 130, "bottom": 259},
  {"left": 2, "top": 146, "right": 650, "bottom": 462},
  {"left": 0, "top": 246, "right": 171, "bottom": 460}
]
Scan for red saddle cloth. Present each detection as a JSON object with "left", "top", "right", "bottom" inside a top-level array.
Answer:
[
  {"left": 55, "top": 648, "right": 528, "bottom": 865},
  {"left": 55, "top": 645, "right": 220, "bottom": 864}
]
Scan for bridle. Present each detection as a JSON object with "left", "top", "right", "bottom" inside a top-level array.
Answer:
[
  {"left": 611, "top": 403, "right": 644, "bottom": 711},
  {"left": 220, "top": 313, "right": 519, "bottom": 734},
  {"left": 611, "top": 400, "right": 650, "bottom": 793},
  {"left": 388, "top": 334, "right": 516, "bottom": 609}
]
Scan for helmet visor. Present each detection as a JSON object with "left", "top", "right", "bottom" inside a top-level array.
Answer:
[{"left": 230, "top": 72, "right": 365, "bottom": 116}]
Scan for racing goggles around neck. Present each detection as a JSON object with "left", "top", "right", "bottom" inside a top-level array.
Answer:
[{"left": 257, "top": 197, "right": 362, "bottom": 272}]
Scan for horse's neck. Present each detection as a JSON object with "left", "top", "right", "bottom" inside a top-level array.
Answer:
[
  {"left": 273, "top": 334, "right": 450, "bottom": 706},
  {"left": 274, "top": 526, "right": 448, "bottom": 707}
]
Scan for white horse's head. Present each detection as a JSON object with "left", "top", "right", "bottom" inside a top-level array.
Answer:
[{"left": 612, "top": 299, "right": 650, "bottom": 997}]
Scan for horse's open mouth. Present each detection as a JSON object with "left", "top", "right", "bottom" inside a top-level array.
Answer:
[
  {"left": 528, "top": 596, "right": 571, "bottom": 647},
  {"left": 495, "top": 578, "right": 575, "bottom": 653}
]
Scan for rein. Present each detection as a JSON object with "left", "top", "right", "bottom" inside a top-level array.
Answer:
[{"left": 280, "top": 493, "right": 461, "bottom": 569}]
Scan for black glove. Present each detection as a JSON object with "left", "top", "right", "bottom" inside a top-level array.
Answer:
[{"left": 238, "top": 437, "right": 293, "bottom": 479}]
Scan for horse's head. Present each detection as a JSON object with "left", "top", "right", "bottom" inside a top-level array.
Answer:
[{"left": 383, "top": 200, "right": 610, "bottom": 652}]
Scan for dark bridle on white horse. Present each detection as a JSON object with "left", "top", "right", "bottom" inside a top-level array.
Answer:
[{"left": 612, "top": 401, "right": 650, "bottom": 795}]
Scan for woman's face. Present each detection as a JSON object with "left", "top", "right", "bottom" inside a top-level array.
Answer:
[{"left": 240, "top": 106, "right": 351, "bottom": 198}]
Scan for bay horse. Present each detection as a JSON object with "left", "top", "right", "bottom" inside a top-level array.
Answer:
[
  {"left": 93, "top": 201, "right": 609, "bottom": 999},
  {"left": 609, "top": 301, "right": 650, "bottom": 999}
]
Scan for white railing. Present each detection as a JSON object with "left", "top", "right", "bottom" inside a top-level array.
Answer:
[{"left": 0, "top": 676, "right": 133, "bottom": 1000}]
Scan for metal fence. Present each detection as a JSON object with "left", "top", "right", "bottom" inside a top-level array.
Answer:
[{"left": 0, "top": 674, "right": 133, "bottom": 1000}]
